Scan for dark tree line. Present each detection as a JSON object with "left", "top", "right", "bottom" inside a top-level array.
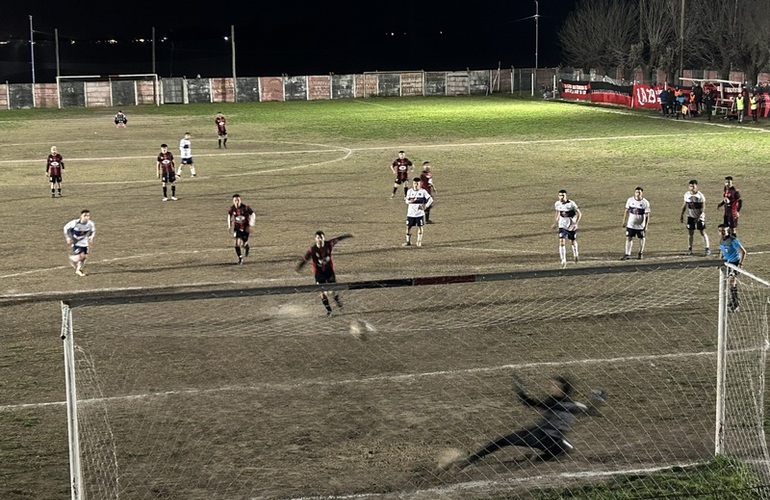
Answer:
[{"left": 559, "top": 0, "right": 770, "bottom": 84}]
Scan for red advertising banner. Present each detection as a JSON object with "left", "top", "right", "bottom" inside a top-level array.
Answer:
[
  {"left": 632, "top": 84, "right": 663, "bottom": 109},
  {"left": 590, "top": 90, "right": 632, "bottom": 107},
  {"left": 560, "top": 81, "right": 591, "bottom": 100}
]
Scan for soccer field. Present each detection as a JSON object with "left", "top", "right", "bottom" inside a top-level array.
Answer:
[{"left": 2, "top": 96, "right": 770, "bottom": 499}]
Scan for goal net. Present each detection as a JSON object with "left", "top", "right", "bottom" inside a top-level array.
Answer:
[
  {"left": 56, "top": 74, "right": 159, "bottom": 108},
  {"left": 59, "top": 261, "right": 770, "bottom": 499}
]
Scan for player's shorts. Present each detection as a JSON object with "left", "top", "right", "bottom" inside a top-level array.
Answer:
[
  {"left": 625, "top": 228, "right": 645, "bottom": 239},
  {"left": 724, "top": 213, "right": 738, "bottom": 229},
  {"left": 181, "top": 157, "right": 193, "bottom": 165},
  {"left": 394, "top": 176, "right": 408, "bottom": 185},
  {"left": 49, "top": 174, "right": 62, "bottom": 183},
  {"left": 315, "top": 273, "right": 336, "bottom": 285},
  {"left": 406, "top": 216, "right": 425, "bottom": 228},
  {"left": 71, "top": 245, "right": 89, "bottom": 255},
  {"left": 233, "top": 229, "right": 250, "bottom": 242},
  {"left": 558, "top": 228, "right": 577, "bottom": 240},
  {"left": 115, "top": 119, "right": 127, "bottom": 125},
  {"left": 726, "top": 260, "right": 741, "bottom": 276},
  {"left": 161, "top": 171, "right": 177, "bottom": 183},
  {"left": 686, "top": 217, "right": 706, "bottom": 231},
  {"left": 218, "top": 128, "right": 228, "bottom": 136}
]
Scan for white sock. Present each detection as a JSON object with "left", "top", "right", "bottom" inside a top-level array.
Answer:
[
  {"left": 190, "top": 166, "right": 196, "bottom": 176},
  {"left": 703, "top": 234, "right": 710, "bottom": 248},
  {"left": 559, "top": 246, "right": 567, "bottom": 261},
  {"left": 625, "top": 240, "right": 632, "bottom": 255},
  {"left": 572, "top": 243, "right": 579, "bottom": 258}
]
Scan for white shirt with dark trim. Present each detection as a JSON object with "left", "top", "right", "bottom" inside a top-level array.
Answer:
[
  {"left": 625, "top": 197, "right": 650, "bottom": 230},
  {"left": 405, "top": 188, "right": 433, "bottom": 217},
  {"left": 555, "top": 200, "right": 579, "bottom": 229},
  {"left": 63, "top": 219, "right": 96, "bottom": 248},
  {"left": 179, "top": 138, "right": 192, "bottom": 159},
  {"left": 684, "top": 191, "right": 705, "bottom": 220}
]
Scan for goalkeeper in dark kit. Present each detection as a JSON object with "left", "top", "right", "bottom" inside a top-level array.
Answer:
[{"left": 445, "top": 373, "right": 607, "bottom": 470}]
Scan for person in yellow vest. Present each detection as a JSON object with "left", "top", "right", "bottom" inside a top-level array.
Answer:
[
  {"left": 735, "top": 93, "right": 746, "bottom": 123},
  {"left": 750, "top": 92, "right": 759, "bottom": 122}
]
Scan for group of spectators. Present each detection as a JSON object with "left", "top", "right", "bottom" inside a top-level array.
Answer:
[{"left": 659, "top": 83, "right": 764, "bottom": 123}]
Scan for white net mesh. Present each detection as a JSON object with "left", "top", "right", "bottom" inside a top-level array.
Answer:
[{"left": 61, "top": 262, "right": 770, "bottom": 499}]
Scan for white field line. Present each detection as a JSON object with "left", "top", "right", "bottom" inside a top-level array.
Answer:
[
  {"left": 0, "top": 349, "right": 716, "bottom": 412},
  {"left": 0, "top": 132, "right": 729, "bottom": 166}
]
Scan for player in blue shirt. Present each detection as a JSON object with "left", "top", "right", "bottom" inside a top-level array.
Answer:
[{"left": 718, "top": 224, "right": 746, "bottom": 312}]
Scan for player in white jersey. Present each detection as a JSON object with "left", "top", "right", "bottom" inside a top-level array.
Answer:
[
  {"left": 621, "top": 187, "right": 650, "bottom": 260},
  {"left": 63, "top": 209, "right": 96, "bottom": 277},
  {"left": 680, "top": 179, "right": 710, "bottom": 256},
  {"left": 552, "top": 190, "right": 581, "bottom": 268},
  {"left": 177, "top": 132, "right": 196, "bottom": 177},
  {"left": 403, "top": 177, "right": 434, "bottom": 247}
]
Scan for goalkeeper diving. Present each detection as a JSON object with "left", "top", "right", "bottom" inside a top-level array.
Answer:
[{"left": 444, "top": 373, "right": 607, "bottom": 470}]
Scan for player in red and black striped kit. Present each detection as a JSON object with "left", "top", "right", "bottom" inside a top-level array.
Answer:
[
  {"left": 296, "top": 231, "right": 353, "bottom": 317},
  {"left": 717, "top": 176, "right": 742, "bottom": 233},
  {"left": 227, "top": 194, "right": 255, "bottom": 265},
  {"left": 155, "top": 144, "right": 177, "bottom": 201},
  {"left": 390, "top": 150, "right": 413, "bottom": 198},
  {"left": 215, "top": 112, "right": 228, "bottom": 148},
  {"left": 46, "top": 146, "right": 64, "bottom": 198},
  {"left": 419, "top": 161, "right": 436, "bottom": 223}
]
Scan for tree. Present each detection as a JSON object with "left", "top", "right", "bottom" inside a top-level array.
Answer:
[{"left": 558, "top": 0, "right": 638, "bottom": 78}]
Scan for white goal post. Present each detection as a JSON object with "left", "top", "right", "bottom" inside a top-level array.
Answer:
[
  {"left": 56, "top": 74, "right": 160, "bottom": 108},
  {"left": 59, "top": 261, "right": 770, "bottom": 499}
]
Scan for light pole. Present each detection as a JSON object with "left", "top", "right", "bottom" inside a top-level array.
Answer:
[
  {"left": 678, "top": 0, "right": 685, "bottom": 80},
  {"left": 534, "top": 1, "right": 539, "bottom": 71},
  {"left": 29, "top": 15, "right": 36, "bottom": 84}
]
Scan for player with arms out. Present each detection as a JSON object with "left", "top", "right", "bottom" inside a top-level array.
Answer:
[
  {"left": 621, "top": 187, "right": 650, "bottom": 260},
  {"left": 680, "top": 179, "right": 710, "bottom": 256},
  {"left": 114, "top": 110, "right": 127, "bottom": 128},
  {"left": 46, "top": 146, "right": 64, "bottom": 198},
  {"left": 215, "top": 112, "right": 228, "bottom": 148},
  {"left": 63, "top": 209, "right": 96, "bottom": 277},
  {"left": 390, "top": 150, "right": 413, "bottom": 198},
  {"left": 296, "top": 231, "right": 353, "bottom": 317},
  {"left": 442, "top": 374, "right": 607, "bottom": 470},
  {"left": 717, "top": 176, "right": 742, "bottom": 234},
  {"left": 403, "top": 177, "right": 434, "bottom": 247},
  {"left": 552, "top": 190, "right": 581, "bottom": 268},
  {"left": 156, "top": 144, "right": 177, "bottom": 201},
  {"left": 178, "top": 132, "right": 196, "bottom": 177},
  {"left": 227, "top": 194, "right": 255, "bottom": 265}
]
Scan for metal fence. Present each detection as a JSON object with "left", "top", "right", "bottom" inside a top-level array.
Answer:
[{"left": 0, "top": 68, "right": 561, "bottom": 109}]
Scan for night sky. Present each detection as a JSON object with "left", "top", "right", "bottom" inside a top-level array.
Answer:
[{"left": 0, "top": 2, "right": 576, "bottom": 83}]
